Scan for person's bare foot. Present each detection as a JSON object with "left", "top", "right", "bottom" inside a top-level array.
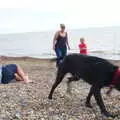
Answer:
[
  {"left": 24, "top": 75, "right": 33, "bottom": 83},
  {"left": 25, "top": 79, "right": 33, "bottom": 83}
]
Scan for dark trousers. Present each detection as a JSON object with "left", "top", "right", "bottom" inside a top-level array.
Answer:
[{"left": 55, "top": 47, "right": 67, "bottom": 67}]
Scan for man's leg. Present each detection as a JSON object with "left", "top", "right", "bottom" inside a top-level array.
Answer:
[
  {"left": 16, "top": 65, "right": 32, "bottom": 83},
  {"left": 15, "top": 73, "right": 23, "bottom": 81}
]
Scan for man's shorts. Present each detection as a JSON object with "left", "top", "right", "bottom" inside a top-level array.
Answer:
[{"left": 2, "top": 64, "right": 17, "bottom": 84}]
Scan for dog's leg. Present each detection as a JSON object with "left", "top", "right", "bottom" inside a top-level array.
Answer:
[
  {"left": 66, "top": 75, "right": 80, "bottom": 94},
  {"left": 85, "top": 85, "right": 94, "bottom": 108},
  {"left": 48, "top": 72, "right": 65, "bottom": 99},
  {"left": 66, "top": 77, "right": 73, "bottom": 94},
  {"left": 93, "top": 86, "right": 115, "bottom": 118}
]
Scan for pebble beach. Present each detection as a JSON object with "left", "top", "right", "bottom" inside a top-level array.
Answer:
[{"left": 0, "top": 57, "right": 120, "bottom": 120}]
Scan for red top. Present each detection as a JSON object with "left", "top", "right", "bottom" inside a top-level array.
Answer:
[{"left": 79, "top": 43, "right": 87, "bottom": 55}]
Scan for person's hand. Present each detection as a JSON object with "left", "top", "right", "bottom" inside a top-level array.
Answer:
[{"left": 68, "top": 46, "right": 70, "bottom": 50}]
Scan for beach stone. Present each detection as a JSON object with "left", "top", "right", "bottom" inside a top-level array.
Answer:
[
  {"left": 52, "top": 115, "right": 60, "bottom": 120},
  {"left": 69, "top": 118, "right": 74, "bottom": 120},
  {"left": 14, "top": 112, "right": 21, "bottom": 119},
  {"left": 41, "top": 118, "right": 45, "bottom": 120},
  {"left": 28, "top": 109, "right": 34, "bottom": 115}
]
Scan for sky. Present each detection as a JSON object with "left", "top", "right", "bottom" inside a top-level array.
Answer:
[{"left": 0, "top": 0, "right": 120, "bottom": 33}]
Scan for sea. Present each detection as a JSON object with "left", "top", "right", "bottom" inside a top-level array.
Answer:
[{"left": 0, "top": 26, "right": 120, "bottom": 60}]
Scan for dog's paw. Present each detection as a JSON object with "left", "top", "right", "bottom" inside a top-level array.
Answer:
[
  {"left": 85, "top": 102, "right": 93, "bottom": 108},
  {"left": 48, "top": 95, "right": 52, "bottom": 100}
]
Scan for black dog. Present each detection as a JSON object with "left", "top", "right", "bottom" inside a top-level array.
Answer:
[{"left": 48, "top": 54, "right": 120, "bottom": 118}]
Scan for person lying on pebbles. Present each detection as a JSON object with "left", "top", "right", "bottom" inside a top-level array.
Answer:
[{"left": 0, "top": 64, "right": 32, "bottom": 84}]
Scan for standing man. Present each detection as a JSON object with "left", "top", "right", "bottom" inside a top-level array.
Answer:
[{"left": 53, "top": 24, "right": 70, "bottom": 67}]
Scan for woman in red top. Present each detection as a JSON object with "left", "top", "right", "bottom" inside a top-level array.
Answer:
[{"left": 79, "top": 38, "right": 87, "bottom": 55}]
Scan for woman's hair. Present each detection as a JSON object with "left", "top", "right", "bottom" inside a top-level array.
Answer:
[{"left": 60, "top": 24, "right": 65, "bottom": 28}]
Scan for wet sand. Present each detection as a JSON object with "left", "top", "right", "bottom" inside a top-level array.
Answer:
[{"left": 0, "top": 57, "right": 120, "bottom": 120}]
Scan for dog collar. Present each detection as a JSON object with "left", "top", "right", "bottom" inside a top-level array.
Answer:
[{"left": 110, "top": 68, "right": 120, "bottom": 86}]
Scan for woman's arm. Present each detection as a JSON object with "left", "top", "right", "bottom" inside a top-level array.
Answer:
[
  {"left": 66, "top": 32, "right": 70, "bottom": 50},
  {"left": 53, "top": 32, "right": 59, "bottom": 50}
]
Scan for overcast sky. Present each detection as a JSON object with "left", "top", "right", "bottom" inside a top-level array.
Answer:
[{"left": 0, "top": 0, "right": 120, "bottom": 33}]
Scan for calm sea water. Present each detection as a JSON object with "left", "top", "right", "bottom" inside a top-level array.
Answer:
[{"left": 0, "top": 27, "right": 120, "bottom": 60}]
